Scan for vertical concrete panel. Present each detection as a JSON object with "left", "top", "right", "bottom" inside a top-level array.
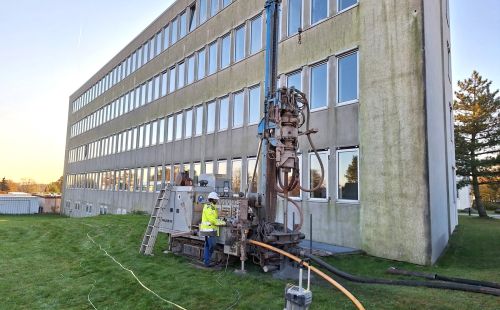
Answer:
[{"left": 359, "top": 0, "right": 430, "bottom": 264}]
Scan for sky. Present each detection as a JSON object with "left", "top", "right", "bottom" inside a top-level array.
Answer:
[{"left": 0, "top": 0, "right": 498, "bottom": 184}]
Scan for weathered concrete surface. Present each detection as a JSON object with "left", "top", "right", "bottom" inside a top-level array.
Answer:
[{"left": 358, "top": 0, "right": 430, "bottom": 265}]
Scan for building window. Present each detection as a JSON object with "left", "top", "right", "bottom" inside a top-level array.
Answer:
[
  {"left": 310, "top": 62, "right": 328, "bottom": 110},
  {"left": 147, "top": 80, "right": 153, "bottom": 103},
  {"left": 165, "top": 165, "right": 172, "bottom": 184},
  {"left": 169, "top": 67, "right": 176, "bottom": 93},
  {"left": 173, "top": 164, "right": 181, "bottom": 183},
  {"left": 210, "top": 0, "right": 219, "bottom": 17},
  {"left": 338, "top": 0, "right": 358, "bottom": 12},
  {"left": 309, "top": 151, "right": 328, "bottom": 199},
  {"left": 205, "top": 161, "right": 214, "bottom": 174},
  {"left": 233, "top": 91, "right": 244, "bottom": 128},
  {"left": 138, "top": 125, "right": 144, "bottom": 148},
  {"left": 180, "top": 11, "right": 187, "bottom": 38},
  {"left": 167, "top": 115, "right": 174, "bottom": 142},
  {"left": 217, "top": 160, "right": 227, "bottom": 175},
  {"left": 207, "top": 101, "right": 216, "bottom": 133},
  {"left": 161, "top": 71, "right": 168, "bottom": 97},
  {"left": 187, "top": 55, "right": 195, "bottom": 84},
  {"left": 148, "top": 167, "right": 155, "bottom": 192},
  {"left": 221, "top": 34, "right": 231, "bottom": 69},
  {"left": 159, "top": 118, "right": 165, "bottom": 144},
  {"left": 337, "top": 51, "right": 358, "bottom": 105},
  {"left": 132, "top": 128, "right": 138, "bottom": 150},
  {"left": 219, "top": 97, "right": 229, "bottom": 131},
  {"left": 288, "top": 0, "right": 302, "bottom": 36},
  {"left": 195, "top": 105, "right": 204, "bottom": 136},
  {"left": 222, "top": 0, "right": 231, "bottom": 8},
  {"left": 140, "top": 84, "right": 147, "bottom": 106},
  {"left": 163, "top": 25, "right": 170, "bottom": 50},
  {"left": 189, "top": 5, "right": 197, "bottom": 32},
  {"left": 200, "top": 0, "right": 207, "bottom": 24},
  {"left": 185, "top": 109, "right": 193, "bottom": 138},
  {"left": 248, "top": 85, "right": 261, "bottom": 124},
  {"left": 234, "top": 25, "right": 246, "bottom": 62},
  {"left": 193, "top": 162, "right": 201, "bottom": 180},
  {"left": 178, "top": 62, "right": 186, "bottom": 88},
  {"left": 175, "top": 113, "right": 183, "bottom": 140},
  {"left": 208, "top": 41, "right": 218, "bottom": 75},
  {"left": 171, "top": 18, "right": 178, "bottom": 44},
  {"left": 250, "top": 15, "right": 262, "bottom": 55},
  {"left": 287, "top": 70, "right": 302, "bottom": 91},
  {"left": 149, "top": 37, "right": 155, "bottom": 60},
  {"left": 144, "top": 123, "right": 151, "bottom": 147},
  {"left": 311, "top": 0, "right": 328, "bottom": 25},
  {"left": 337, "top": 148, "right": 358, "bottom": 201},
  {"left": 151, "top": 120, "right": 158, "bottom": 146},
  {"left": 156, "top": 165, "right": 164, "bottom": 192},
  {"left": 142, "top": 167, "right": 148, "bottom": 192},
  {"left": 247, "top": 157, "right": 258, "bottom": 193},
  {"left": 232, "top": 159, "right": 242, "bottom": 192},
  {"left": 198, "top": 49, "right": 206, "bottom": 80},
  {"left": 154, "top": 75, "right": 160, "bottom": 100}
]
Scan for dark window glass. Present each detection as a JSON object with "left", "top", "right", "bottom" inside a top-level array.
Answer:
[{"left": 337, "top": 150, "right": 358, "bottom": 200}]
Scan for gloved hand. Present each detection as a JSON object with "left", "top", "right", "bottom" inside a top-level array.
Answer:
[{"left": 216, "top": 219, "right": 226, "bottom": 226}]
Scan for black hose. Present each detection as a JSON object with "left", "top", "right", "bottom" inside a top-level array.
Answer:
[
  {"left": 299, "top": 252, "right": 500, "bottom": 297},
  {"left": 387, "top": 267, "right": 500, "bottom": 289}
]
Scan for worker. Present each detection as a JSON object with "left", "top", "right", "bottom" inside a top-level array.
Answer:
[{"left": 200, "top": 192, "right": 225, "bottom": 267}]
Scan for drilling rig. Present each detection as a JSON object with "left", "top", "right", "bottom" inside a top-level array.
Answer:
[{"left": 140, "top": 0, "right": 323, "bottom": 274}]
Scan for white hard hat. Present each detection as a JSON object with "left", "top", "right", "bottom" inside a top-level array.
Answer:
[{"left": 208, "top": 192, "right": 220, "bottom": 200}]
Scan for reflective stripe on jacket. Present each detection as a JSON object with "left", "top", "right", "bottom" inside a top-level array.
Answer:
[{"left": 200, "top": 203, "right": 219, "bottom": 236}]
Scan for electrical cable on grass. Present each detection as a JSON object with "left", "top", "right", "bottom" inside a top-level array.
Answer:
[
  {"left": 86, "top": 233, "right": 187, "bottom": 310},
  {"left": 88, "top": 280, "right": 98, "bottom": 310},
  {"left": 215, "top": 255, "right": 241, "bottom": 310}
]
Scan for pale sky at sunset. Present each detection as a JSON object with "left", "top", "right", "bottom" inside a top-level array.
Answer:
[{"left": 0, "top": 0, "right": 498, "bottom": 184}]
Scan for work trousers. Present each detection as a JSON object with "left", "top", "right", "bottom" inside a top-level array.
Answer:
[{"left": 204, "top": 235, "right": 216, "bottom": 266}]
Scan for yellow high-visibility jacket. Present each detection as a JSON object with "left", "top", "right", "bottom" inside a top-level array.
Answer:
[{"left": 200, "top": 203, "right": 220, "bottom": 236}]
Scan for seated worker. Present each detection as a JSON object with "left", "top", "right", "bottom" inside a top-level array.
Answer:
[{"left": 199, "top": 192, "right": 225, "bottom": 267}]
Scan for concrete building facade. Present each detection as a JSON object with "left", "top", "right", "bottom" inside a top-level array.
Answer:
[{"left": 62, "top": 0, "right": 457, "bottom": 265}]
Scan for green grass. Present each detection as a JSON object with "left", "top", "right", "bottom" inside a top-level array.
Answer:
[{"left": 0, "top": 215, "right": 498, "bottom": 309}]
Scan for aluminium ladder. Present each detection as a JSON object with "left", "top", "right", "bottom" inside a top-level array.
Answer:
[{"left": 139, "top": 184, "right": 172, "bottom": 255}]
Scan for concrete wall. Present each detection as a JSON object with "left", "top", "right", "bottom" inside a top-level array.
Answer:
[
  {"left": 423, "top": 0, "right": 457, "bottom": 263},
  {"left": 358, "top": 0, "right": 431, "bottom": 265}
]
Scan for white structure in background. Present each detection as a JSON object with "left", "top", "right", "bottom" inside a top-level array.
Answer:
[
  {"left": 0, "top": 193, "right": 40, "bottom": 214},
  {"left": 457, "top": 186, "right": 471, "bottom": 210}
]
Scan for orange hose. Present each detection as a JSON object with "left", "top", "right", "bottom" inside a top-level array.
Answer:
[{"left": 248, "top": 239, "right": 365, "bottom": 310}]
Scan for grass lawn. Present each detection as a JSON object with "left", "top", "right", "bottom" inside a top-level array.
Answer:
[{"left": 0, "top": 215, "right": 498, "bottom": 309}]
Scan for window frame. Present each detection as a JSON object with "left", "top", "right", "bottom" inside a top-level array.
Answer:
[
  {"left": 335, "top": 148, "right": 360, "bottom": 203},
  {"left": 309, "top": 61, "right": 329, "bottom": 111},
  {"left": 336, "top": 50, "right": 359, "bottom": 106}
]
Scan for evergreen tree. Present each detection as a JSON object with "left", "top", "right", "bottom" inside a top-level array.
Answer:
[
  {"left": 454, "top": 71, "right": 500, "bottom": 217},
  {"left": 345, "top": 156, "right": 358, "bottom": 183},
  {"left": 0, "top": 177, "right": 9, "bottom": 193}
]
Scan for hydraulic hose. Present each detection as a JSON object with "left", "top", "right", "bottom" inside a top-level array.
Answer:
[
  {"left": 277, "top": 193, "right": 303, "bottom": 231},
  {"left": 387, "top": 267, "right": 500, "bottom": 289},
  {"left": 248, "top": 239, "right": 366, "bottom": 310},
  {"left": 300, "top": 252, "right": 500, "bottom": 297}
]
